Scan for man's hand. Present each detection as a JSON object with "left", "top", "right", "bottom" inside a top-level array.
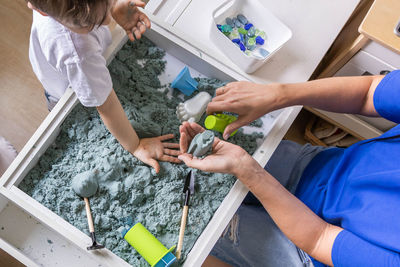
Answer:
[
  {"left": 207, "top": 81, "right": 282, "bottom": 139},
  {"left": 111, "top": 0, "right": 151, "bottom": 42},
  {"left": 178, "top": 122, "right": 254, "bottom": 176},
  {"left": 133, "top": 134, "right": 181, "bottom": 173}
]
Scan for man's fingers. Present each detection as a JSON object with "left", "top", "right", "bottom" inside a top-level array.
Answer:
[
  {"left": 184, "top": 123, "right": 197, "bottom": 138},
  {"left": 206, "top": 101, "right": 231, "bottom": 115},
  {"left": 180, "top": 131, "right": 189, "bottom": 153},
  {"left": 164, "top": 148, "right": 181, "bottom": 156},
  {"left": 223, "top": 120, "right": 244, "bottom": 140},
  {"left": 215, "top": 85, "right": 230, "bottom": 96},
  {"left": 158, "top": 134, "right": 175, "bottom": 141},
  {"left": 163, "top": 142, "right": 180, "bottom": 149},
  {"left": 160, "top": 155, "right": 181, "bottom": 164},
  {"left": 211, "top": 94, "right": 228, "bottom": 103},
  {"left": 178, "top": 154, "right": 204, "bottom": 169},
  {"left": 189, "top": 122, "right": 205, "bottom": 133}
]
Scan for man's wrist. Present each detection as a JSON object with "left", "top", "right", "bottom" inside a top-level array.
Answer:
[
  {"left": 233, "top": 153, "right": 264, "bottom": 187},
  {"left": 273, "top": 83, "right": 292, "bottom": 109}
]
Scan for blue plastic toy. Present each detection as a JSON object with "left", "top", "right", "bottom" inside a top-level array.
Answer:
[{"left": 171, "top": 66, "right": 198, "bottom": 96}]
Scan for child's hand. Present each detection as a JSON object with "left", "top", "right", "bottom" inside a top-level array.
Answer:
[
  {"left": 133, "top": 134, "right": 181, "bottom": 173},
  {"left": 112, "top": 0, "right": 151, "bottom": 42}
]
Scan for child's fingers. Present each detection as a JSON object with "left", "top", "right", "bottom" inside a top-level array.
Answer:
[
  {"left": 163, "top": 143, "right": 180, "bottom": 149},
  {"left": 139, "top": 13, "right": 151, "bottom": 28},
  {"left": 127, "top": 31, "right": 135, "bottom": 42},
  {"left": 158, "top": 133, "right": 175, "bottom": 141},
  {"left": 163, "top": 148, "right": 181, "bottom": 156},
  {"left": 132, "top": 0, "right": 146, "bottom": 8},
  {"left": 144, "top": 158, "right": 160, "bottom": 173},
  {"left": 137, "top": 22, "right": 147, "bottom": 35},
  {"left": 132, "top": 27, "right": 142, "bottom": 40},
  {"left": 160, "top": 155, "right": 182, "bottom": 164}
]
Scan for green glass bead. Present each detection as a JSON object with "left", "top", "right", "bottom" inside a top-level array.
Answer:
[
  {"left": 247, "top": 37, "right": 256, "bottom": 46},
  {"left": 238, "top": 28, "right": 247, "bottom": 35},
  {"left": 229, "top": 29, "right": 240, "bottom": 40},
  {"left": 221, "top": 24, "right": 233, "bottom": 33},
  {"left": 255, "top": 29, "right": 266, "bottom": 39}
]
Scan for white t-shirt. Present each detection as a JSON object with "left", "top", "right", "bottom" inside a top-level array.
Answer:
[{"left": 29, "top": 11, "right": 113, "bottom": 107}]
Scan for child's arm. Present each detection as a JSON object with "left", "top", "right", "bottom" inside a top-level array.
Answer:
[{"left": 97, "top": 89, "right": 181, "bottom": 172}]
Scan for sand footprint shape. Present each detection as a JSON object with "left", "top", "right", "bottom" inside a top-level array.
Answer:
[{"left": 176, "top": 92, "right": 212, "bottom": 123}]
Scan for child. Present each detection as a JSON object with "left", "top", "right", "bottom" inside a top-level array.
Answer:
[{"left": 27, "top": 0, "right": 181, "bottom": 173}]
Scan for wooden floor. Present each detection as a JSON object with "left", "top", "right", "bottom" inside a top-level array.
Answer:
[
  {"left": 0, "top": 0, "right": 47, "bottom": 265},
  {"left": 0, "top": 0, "right": 48, "bottom": 153}
]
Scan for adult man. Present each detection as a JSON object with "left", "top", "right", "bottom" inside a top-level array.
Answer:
[{"left": 179, "top": 72, "right": 400, "bottom": 266}]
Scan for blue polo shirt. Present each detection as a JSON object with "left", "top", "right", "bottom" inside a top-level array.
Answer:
[{"left": 295, "top": 70, "right": 400, "bottom": 267}]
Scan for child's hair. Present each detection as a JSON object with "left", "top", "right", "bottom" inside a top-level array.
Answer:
[{"left": 28, "top": 0, "right": 111, "bottom": 30}]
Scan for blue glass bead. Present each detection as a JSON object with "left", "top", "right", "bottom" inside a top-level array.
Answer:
[
  {"left": 232, "top": 38, "right": 240, "bottom": 44},
  {"left": 232, "top": 18, "right": 238, "bottom": 27},
  {"left": 225, "top": 17, "right": 234, "bottom": 27},
  {"left": 247, "top": 27, "right": 256, "bottom": 37},
  {"left": 217, "top": 24, "right": 222, "bottom": 31},
  {"left": 238, "top": 41, "right": 246, "bottom": 51},
  {"left": 256, "top": 36, "right": 265, "bottom": 45},
  {"left": 239, "top": 33, "right": 244, "bottom": 42},
  {"left": 244, "top": 23, "right": 253, "bottom": 31},
  {"left": 237, "top": 14, "right": 248, "bottom": 25},
  {"left": 259, "top": 48, "right": 270, "bottom": 57},
  {"left": 246, "top": 44, "right": 256, "bottom": 51}
]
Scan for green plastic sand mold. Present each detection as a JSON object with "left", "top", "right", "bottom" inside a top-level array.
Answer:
[
  {"left": 205, "top": 114, "right": 238, "bottom": 137},
  {"left": 123, "top": 223, "right": 176, "bottom": 267}
]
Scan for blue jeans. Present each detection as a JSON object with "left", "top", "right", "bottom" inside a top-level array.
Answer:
[{"left": 210, "top": 140, "right": 326, "bottom": 267}]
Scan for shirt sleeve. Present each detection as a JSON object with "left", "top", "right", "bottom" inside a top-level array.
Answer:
[
  {"left": 373, "top": 70, "right": 400, "bottom": 123},
  {"left": 66, "top": 52, "right": 113, "bottom": 107},
  {"left": 332, "top": 230, "right": 400, "bottom": 267}
]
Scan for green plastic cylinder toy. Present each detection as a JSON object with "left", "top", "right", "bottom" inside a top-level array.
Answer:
[
  {"left": 204, "top": 114, "right": 238, "bottom": 136},
  {"left": 123, "top": 223, "right": 176, "bottom": 267}
]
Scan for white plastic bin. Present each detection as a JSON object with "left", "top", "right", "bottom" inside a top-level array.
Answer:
[{"left": 210, "top": 0, "right": 292, "bottom": 73}]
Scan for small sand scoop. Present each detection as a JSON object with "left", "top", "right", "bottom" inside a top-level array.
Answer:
[
  {"left": 176, "top": 170, "right": 195, "bottom": 259},
  {"left": 71, "top": 170, "right": 105, "bottom": 250}
]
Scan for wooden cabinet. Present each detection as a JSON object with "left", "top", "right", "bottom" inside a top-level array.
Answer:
[{"left": 309, "top": 0, "right": 400, "bottom": 140}]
